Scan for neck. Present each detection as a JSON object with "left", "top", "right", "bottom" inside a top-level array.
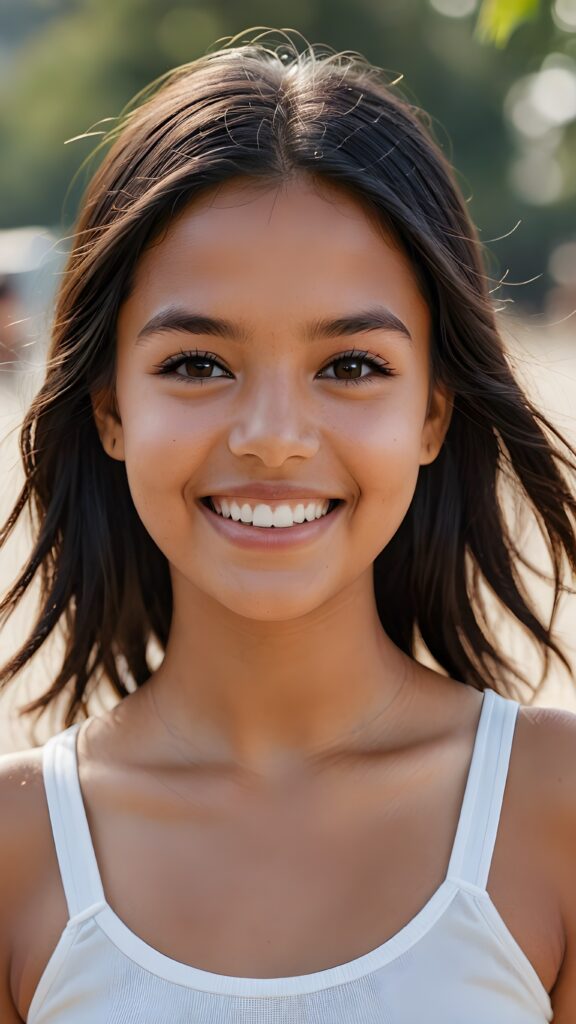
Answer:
[{"left": 144, "top": 569, "right": 417, "bottom": 777}]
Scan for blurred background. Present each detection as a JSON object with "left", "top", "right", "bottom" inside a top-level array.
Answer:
[{"left": 0, "top": 0, "right": 575, "bottom": 751}]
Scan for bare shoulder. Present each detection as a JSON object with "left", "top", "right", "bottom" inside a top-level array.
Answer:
[
  {"left": 513, "top": 704, "right": 576, "bottom": 1018},
  {"left": 515, "top": 703, "right": 576, "bottom": 811},
  {"left": 499, "top": 700, "right": 576, "bottom": 895},
  {"left": 508, "top": 703, "right": 576, "bottom": 914},
  {"left": 512, "top": 703, "right": 576, "bottom": 836},
  {"left": 0, "top": 744, "right": 48, "bottom": 907},
  {"left": 0, "top": 745, "right": 49, "bottom": 1023}
]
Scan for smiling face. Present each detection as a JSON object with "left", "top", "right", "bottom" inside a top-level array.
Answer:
[{"left": 93, "top": 175, "right": 452, "bottom": 622}]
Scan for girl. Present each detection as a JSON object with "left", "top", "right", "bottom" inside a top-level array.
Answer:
[{"left": 1, "top": 34, "right": 576, "bottom": 1023}]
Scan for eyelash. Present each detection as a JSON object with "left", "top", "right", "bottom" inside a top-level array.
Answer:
[{"left": 152, "top": 348, "right": 397, "bottom": 387}]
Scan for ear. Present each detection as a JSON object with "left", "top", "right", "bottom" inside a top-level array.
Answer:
[
  {"left": 420, "top": 382, "right": 453, "bottom": 466},
  {"left": 91, "top": 388, "right": 125, "bottom": 461}
]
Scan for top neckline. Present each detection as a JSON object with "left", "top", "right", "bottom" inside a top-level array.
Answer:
[{"left": 56, "top": 688, "right": 510, "bottom": 996}]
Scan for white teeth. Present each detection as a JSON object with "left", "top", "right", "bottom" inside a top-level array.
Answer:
[
  {"left": 252, "top": 504, "right": 274, "bottom": 528},
  {"left": 208, "top": 498, "right": 333, "bottom": 528},
  {"left": 272, "top": 504, "right": 295, "bottom": 528}
]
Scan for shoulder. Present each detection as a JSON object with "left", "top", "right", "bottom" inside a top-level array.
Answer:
[
  {"left": 513, "top": 704, "right": 576, "bottom": 1014},
  {"left": 0, "top": 742, "right": 46, "bottom": 805},
  {"left": 0, "top": 743, "right": 46, "bottom": 829},
  {"left": 0, "top": 745, "right": 49, "bottom": 1023},
  {"left": 0, "top": 744, "right": 49, "bottom": 912},
  {"left": 514, "top": 703, "right": 576, "bottom": 795},
  {"left": 512, "top": 703, "right": 576, "bottom": 875},
  {"left": 513, "top": 703, "right": 576, "bottom": 806}
]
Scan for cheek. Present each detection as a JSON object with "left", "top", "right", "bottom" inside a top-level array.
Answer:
[
  {"left": 118, "top": 393, "right": 214, "bottom": 541},
  {"left": 340, "top": 392, "right": 426, "bottom": 534},
  {"left": 342, "top": 380, "right": 426, "bottom": 463},
  {"left": 362, "top": 434, "right": 421, "bottom": 530}
]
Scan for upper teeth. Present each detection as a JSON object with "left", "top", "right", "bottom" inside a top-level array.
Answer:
[{"left": 209, "top": 498, "right": 331, "bottom": 528}]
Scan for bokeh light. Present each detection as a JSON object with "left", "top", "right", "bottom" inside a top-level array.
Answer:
[
  {"left": 429, "top": 0, "right": 478, "bottom": 17},
  {"left": 553, "top": 0, "right": 576, "bottom": 31},
  {"left": 549, "top": 240, "right": 576, "bottom": 285},
  {"left": 530, "top": 66, "right": 576, "bottom": 125},
  {"left": 510, "top": 149, "right": 564, "bottom": 205},
  {"left": 504, "top": 53, "right": 576, "bottom": 205},
  {"left": 506, "top": 62, "right": 576, "bottom": 138},
  {"left": 505, "top": 80, "right": 557, "bottom": 138}
]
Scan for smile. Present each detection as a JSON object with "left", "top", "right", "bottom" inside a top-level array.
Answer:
[
  {"left": 201, "top": 496, "right": 340, "bottom": 529},
  {"left": 197, "top": 495, "right": 344, "bottom": 550}
]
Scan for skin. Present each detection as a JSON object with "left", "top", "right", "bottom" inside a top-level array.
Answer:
[
  {"left": 93, "top": 174, "right": 453, "bottom": 772},
  {"left": 2, "top": 174, "right": 576, "bottom": 1021}
]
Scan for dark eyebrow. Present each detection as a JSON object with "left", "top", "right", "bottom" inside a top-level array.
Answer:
[{"left": 135, "top": 304, "right": 412, "bottom": 346}]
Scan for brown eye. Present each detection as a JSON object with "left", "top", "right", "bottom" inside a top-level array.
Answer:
[
  {"left": 331, "top": 356, "right": 365, "bottom": 380},
  {"left": 154, "top": 349, "right": 232, "bottom": 384},
  {"left": 317, "top": 349, "right": 394, "bottom": 385},
  {"left": 183, "top": 357, "right": 216, "bottom": 378}
]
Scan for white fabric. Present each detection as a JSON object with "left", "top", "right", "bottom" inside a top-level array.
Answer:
[{"left": 28, "top": 688, "right": 553, "bottom": 1022}]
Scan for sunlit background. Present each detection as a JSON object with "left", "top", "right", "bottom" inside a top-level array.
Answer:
[{"left": 0, "top": 0, "right": 575, "bottom": 750}]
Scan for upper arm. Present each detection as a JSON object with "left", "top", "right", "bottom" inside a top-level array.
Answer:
[
  {"left": 0, "top": 749, "right": 44, "bottom": 1023},
  {"left": 518, "top": 706, "right": 576, "bottom": 1020}
]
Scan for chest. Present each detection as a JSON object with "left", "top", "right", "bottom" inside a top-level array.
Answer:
[
  {"left": 14, "top": 751, "right": 561, "bottom": 1019},
  {"left": 94, "top": 776, "right": 457, "bottom": 975}
]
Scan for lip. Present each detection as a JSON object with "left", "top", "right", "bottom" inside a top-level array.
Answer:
[
  {"left": 200, "top": 483, "right": 341, "bottom": 502},
  {"left": 197, "top": 497, "right": 345, "bottom": 550}
]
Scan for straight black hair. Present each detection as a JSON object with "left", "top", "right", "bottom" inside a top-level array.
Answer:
[{"left": 1, "top": 32, "right": 575, "bottom": 738}]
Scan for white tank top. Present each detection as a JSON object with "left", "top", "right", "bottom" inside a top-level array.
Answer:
[{"left": 28, "top": 688, "right": 553, "bottom": 1023}]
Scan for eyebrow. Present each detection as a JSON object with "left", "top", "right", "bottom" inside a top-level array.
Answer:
[{"left": 135, "top": 304, "right": 412, "bottom": 346}]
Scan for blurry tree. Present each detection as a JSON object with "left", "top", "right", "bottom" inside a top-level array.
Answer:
[{"left": 0, "top": 0, "right": 574, "bottom": 309}]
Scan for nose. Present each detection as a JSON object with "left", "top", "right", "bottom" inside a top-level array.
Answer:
[{"left": 227, "top": 372, "right": 320, "bottom": 466}]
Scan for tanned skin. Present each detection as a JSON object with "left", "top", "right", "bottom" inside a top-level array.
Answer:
[{"left": 2, "top": 177, "right": 575, "bottom": 1019}]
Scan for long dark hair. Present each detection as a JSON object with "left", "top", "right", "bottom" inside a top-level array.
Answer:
[{"left": 2, "top": 33, "right": 575, "bottom": 738}]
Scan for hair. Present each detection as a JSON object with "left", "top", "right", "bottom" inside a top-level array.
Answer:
[{"left": 1, "top": 31, "right": 575, "bottom": 738}]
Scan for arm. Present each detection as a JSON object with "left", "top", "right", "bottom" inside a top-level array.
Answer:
[
  {"left": 522, "top": 707, "right": 576, "bottom": 1020},
  {"left": 0, "top": 752, "right": 41, "bottom": 1023}
]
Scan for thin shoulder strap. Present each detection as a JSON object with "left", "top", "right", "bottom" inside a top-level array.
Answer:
[
  {"left": 447, "top": 688, "right": 520, "bottom": 890},
  {"left": 42, "top": 722, "right": 106, "bottom": 919}
]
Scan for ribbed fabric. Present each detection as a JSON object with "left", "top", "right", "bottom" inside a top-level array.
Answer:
[{"left": 28, "top": 689, "right": 553, "bottom": 1023}]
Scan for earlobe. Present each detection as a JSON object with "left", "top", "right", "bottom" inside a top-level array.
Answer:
[
  {"left": 420, "top": 384, "right": 453, "bottom": 466},
  {"left": 91, "top": 389, "right": 125, "bottom": 461}
]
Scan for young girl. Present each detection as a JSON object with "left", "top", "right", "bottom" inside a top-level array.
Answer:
[{"left": 1, "top": 35, "right": 575, "bottom": 1024}]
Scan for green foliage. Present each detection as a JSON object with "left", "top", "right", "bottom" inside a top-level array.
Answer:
[{"left": 476, "top": 0, "right": 540, "bottom": 46}]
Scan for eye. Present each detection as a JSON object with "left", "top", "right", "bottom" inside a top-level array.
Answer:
[
  {"left": 317, "top": 349, "right": 396, "bottom": 386},
  {"left": 152, "top": 349, "right": 232, "bottom": 384},
  {"left": 152, "top": 347, "right": 396, "bottom": 386}
]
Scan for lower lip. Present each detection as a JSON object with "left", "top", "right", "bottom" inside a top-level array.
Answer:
[{"left": 197, "top": 500, "right": 344, "bottom": 550}]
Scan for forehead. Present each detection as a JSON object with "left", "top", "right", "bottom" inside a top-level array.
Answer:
[{"left": 123, "top": 175, "right": 430, "bottom": 341}]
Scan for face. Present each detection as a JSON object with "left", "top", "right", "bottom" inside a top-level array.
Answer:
[{"left": 94, "top": 176, "right": 452, "bottom": 621}]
